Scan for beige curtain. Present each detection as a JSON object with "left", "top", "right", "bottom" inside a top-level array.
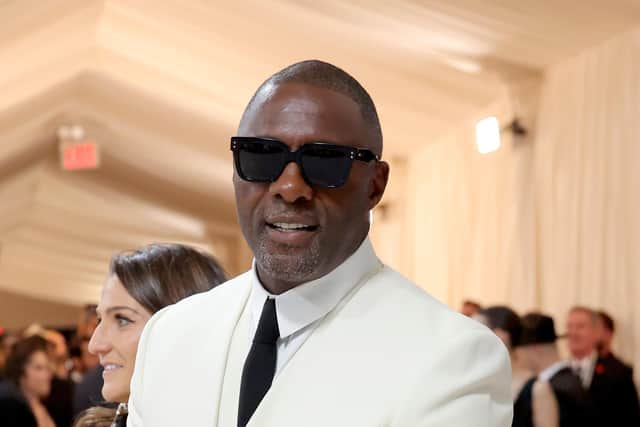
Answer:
[
  {"left": 534, "top": 29, "right": 640, "bottom": 378},
  {"left": 395, "top": 28, "right": 640, "bottom": 383}
]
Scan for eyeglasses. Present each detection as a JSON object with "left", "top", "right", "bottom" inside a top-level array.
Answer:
[{"left": 230, "top": 136, "right": 379, "bottom": 188}]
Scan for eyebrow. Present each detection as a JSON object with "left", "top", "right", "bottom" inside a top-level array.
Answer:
[{"left": 98, "top": 306, "right": 142, "bottom": 316}]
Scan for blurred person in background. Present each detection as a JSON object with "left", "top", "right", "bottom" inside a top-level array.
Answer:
[
  {"left": 42, "top": 330, "right": 74, "bottom": 427},
  {"left": 0, "top": 335, "right": 56, "bottom": 427},
  {"left": 70, "top": 306, "right": 100, "bottom": 384},
  {"left": 72, "top": 305, "right": 102, "bottom": 417},
  {"left": 43, "top": 330, "right": 70, "bottom": 380},
  {"left": 23, "top": 325, "right": 75, "bottom": 427},
  {"left": 566, "top": 307, "right": 599, "bottom": 388},
  {"left": 517, "top": 313, "right": 589, "bottom": 427},
  {"left": 72, "top": 243, "right": 226, "bottom": 427},
  {"left": 76, "top": 306, "right": 98, "bottom": 344},
  {"left": 460, "top": 299, "right": 482, "bottom": 317},
  {"left": 0, "top": 327, "right": 7, "bottom": 379},
  {"left": 595, "top": 310, "right": 635, "bottom": 371},
  {"left": 567, "top": 306, "right": 640, "bottom": 425},
  {"left": 475, "top": 306, "right": 532, "bottom": 401}
]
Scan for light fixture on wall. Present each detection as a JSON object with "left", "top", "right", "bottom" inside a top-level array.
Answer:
[{"left": 475, "top": 117, "right": 527, "bottom": 154}]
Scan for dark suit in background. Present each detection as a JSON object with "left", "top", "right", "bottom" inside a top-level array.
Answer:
[
  {"left": 549, "top": 367, "right": 593, "bottom": 427},
  {"left": 44, "top": 377, "right": 75, "bottom": 427},
  {"left": 512, "top": 367, "right": 592, "bottom": 427},
  {"left": 588, "top": 354, "right": 640, "bottom": 425},
  {"left": 0, "top": 380, "right": 37, "bottom": 427},
  {"left": 73, "top": 365, "right": 104, "bottom": 416}
]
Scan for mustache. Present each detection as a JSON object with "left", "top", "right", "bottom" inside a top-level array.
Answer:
[{"left": 263, "top": 205, "right": 319, "bottom": 223}]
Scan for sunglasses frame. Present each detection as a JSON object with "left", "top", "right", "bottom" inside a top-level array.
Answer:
[{"left": 230, "top": 136, "right": 379, "bottom": 188}]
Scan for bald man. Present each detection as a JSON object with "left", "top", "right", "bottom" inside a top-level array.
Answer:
[{"left": 128, "top": 60, "right": 512, "bottom": 427}]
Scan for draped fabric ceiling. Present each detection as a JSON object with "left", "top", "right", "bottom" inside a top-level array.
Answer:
[{"left": 1, "top": 1, "right": 639, "bottom": 311}]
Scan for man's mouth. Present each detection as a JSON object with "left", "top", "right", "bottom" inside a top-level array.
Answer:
[{"left": 266, "top": 222, "right": 318, "bottom": 232}]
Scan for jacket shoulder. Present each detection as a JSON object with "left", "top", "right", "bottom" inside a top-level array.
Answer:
[
  {"left": 149, "top": 270, "right": 252, "bottom": 326},
  {"left": 364, "top": 266, "right": 493, "bottom": 339}
]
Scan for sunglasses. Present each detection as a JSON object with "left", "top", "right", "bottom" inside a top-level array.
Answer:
[{"left": 230, "top": 136, "right": 379, "bottom": 188}]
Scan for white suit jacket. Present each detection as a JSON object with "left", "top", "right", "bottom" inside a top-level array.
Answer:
[{"left": 128, "top": 262, "right": 513, "bottom": 426}]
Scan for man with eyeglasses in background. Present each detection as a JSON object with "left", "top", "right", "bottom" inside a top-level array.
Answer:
[{"left": 127, "top": 60, "right": 512, "bottom": 427}]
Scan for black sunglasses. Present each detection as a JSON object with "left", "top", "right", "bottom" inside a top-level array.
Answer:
[{"left": 230, "top": 136, "right": 379, "bottom": 188}]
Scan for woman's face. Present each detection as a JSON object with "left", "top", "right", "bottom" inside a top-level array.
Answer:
[
  {"left": 20, "top": 350, "right": 52, "bottom": 398},
  {"left": 89, "top": 275, "right": 152, "bottom": 403}
]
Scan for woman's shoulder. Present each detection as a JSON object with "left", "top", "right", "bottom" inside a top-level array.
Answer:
[{"left": 0, "top": 381, "right": 38, "bottom": 427}]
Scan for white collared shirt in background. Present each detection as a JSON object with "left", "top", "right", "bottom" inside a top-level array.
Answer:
[{"left": 569, "top": 350, "right": 597, "bottom": 388}]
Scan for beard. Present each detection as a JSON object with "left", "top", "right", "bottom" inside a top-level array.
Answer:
[{"left": 253, "top": 232, "right": 323, "bottom": 285}]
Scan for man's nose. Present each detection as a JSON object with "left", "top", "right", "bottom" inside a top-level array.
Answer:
[{"left": 268, "top": 162, "right": 314, "bottom": 203}]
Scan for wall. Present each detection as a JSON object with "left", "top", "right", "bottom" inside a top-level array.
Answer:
[
  {"left": 0, "top": 288, "right": 82, "bottom": 330},
  {"left": 397, "top": 28, "right": 640, "bottom": 383}
]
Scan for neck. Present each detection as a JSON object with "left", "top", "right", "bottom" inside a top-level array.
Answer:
[{"left": 532, "top": 345, "right": 560, "bottom": 374}]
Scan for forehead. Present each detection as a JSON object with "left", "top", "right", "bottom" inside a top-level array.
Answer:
[
  {"left": 240, "top": 83, "right": 368, "bottom": 147},
  {"left": 27, "top": 350, "right": 48, "bottom": 365},
  {"left": 98, "top": 275, "right": 145, "bottom": 314},
  {"left": 569, "top": 310, "right": 592, "bottom": 323}
]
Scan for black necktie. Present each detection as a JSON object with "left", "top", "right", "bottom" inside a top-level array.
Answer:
[{"left": 238, "top": 298, "right": 279, "bottom": 427}]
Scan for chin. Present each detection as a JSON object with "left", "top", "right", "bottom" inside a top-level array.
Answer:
[{"left": 102, "top": 384, "right": 129, "bottom": 403}]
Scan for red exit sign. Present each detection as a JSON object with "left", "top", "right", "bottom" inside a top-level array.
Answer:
[{"left": 60, "top": 141, "right": 100, "bottom": 171}]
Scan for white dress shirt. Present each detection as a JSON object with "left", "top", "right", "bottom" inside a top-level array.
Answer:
[
  {"left": 247, "top": 238, "right": 381, "bottom": 375},
  {"left": 569, "top": 351, "right": 597, "bottom": 388}
]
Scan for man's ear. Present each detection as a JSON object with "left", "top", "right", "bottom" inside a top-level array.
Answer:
[{"left": 368, "top": 160, "right": 390, "bottom": 210}]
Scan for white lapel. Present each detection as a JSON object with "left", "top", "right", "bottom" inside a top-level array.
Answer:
[
  {"left": 217, "top": 299, "right": 252, "bottom": 427},
  {"left": 167, "top": 275, "right": 252, "bottom": 427}
]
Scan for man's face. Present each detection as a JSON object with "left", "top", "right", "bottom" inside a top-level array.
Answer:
[
  {"left": 234, "top": 83, "right": 388, "bottom": 293},
  {"left": 566, "top": 310, "right": 597, "bottom": 358}
]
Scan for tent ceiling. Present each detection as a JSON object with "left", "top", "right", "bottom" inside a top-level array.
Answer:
[{"left": 1, "top": 0, "right": 639, "bottom": 306}]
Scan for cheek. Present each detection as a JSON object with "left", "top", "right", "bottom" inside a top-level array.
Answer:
[
  {"left": 235, "top": 183, "right": 266, "bottom": 219},
  {"left": 123, "top": 326, "right": 146, "bottom": 363},
  {"left": 321, "top": 188, "right": 369, "bottom": 224},
  {"left": 26, "top": 369, "right": 49, "bottom": 389}
]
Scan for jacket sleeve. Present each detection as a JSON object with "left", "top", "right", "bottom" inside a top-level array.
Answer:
[
  {"left": 126, "top": 306, "right": 171, "bottom": 427},
  {"left": 390, "top": 328, "right": 513, "bottom": 427}
]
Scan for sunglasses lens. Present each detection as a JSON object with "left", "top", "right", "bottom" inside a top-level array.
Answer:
[
  {"left": 301, "top": 145, "right": 352, "bottom": 188},
  {"left": 236, "top": 141, "right": 287, "bottom": 182}
]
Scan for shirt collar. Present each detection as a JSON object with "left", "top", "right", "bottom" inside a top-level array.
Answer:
[
  {"left": 539, "top": 360, "right": 569, "bottom": 381},
  {"left": 249, "top": 237, "right": 381, "bottom": 339},
  {"left": 571, "top": 350, "right": 597, "bottom": 368}
]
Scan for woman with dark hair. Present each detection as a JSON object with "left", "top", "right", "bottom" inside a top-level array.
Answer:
[
  {"left": 0, "top": 335, "right": 56, "bottom": 427},
  {"left": 73, "top": 243, "right": 227, "bottom": 427}
]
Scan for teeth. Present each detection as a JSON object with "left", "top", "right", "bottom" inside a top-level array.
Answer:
[
  {"left": 104, "top": 364, "right": 121, "bottom": 371},
  {"left": 273, "top": 223, "right": 309, "bottom": 230}
]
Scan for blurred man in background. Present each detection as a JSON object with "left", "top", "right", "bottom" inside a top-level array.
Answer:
[
  {"left": 566, "top": 306, "right": 640, "bottom": 425},
  {"left": 72, "top": 304, "right": 104, "bottom": 417}
]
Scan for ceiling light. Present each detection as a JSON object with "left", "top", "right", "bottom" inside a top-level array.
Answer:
[{"left": 475, "top": 117, "right": 501, "bottom": 154}]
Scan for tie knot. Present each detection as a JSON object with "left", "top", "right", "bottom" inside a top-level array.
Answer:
[{"left": 254, "top": 298, "right": 279, "bottom": 344}]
